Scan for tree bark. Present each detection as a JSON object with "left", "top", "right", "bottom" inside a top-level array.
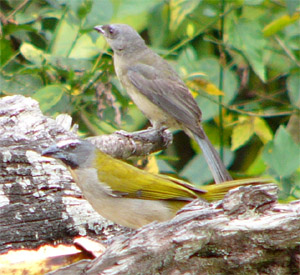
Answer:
[{"left": 0, "top": 95, "right": 299, "bottom": 274}]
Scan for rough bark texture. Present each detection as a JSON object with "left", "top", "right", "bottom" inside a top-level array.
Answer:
[
  {"left": 1, "top": 95, "right": 299, "bottom": 275},
  {"left": 87, "top": 127, "right": 172, "bottom": 160}
]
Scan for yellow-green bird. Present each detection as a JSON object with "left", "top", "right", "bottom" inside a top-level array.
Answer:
[{"left": 42, "top": 139, "right": 271, "bottom": 229}]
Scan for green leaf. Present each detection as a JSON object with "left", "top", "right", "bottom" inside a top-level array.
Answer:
[
  {"left": 157, "top": 159, "right": 176, "bottom": 174},
  {"left": 0, "top": 74, "right": 43, "bottom": 95},
  {"left": 112, "top": 0, "right": 161, "bottom": 18},
  {"left": 83, "top": 0, "right": 113, "bottom": 28},
  {"left": 50, "top": 12, "right": 80, "bottom": 56},
  {"left": 47, "top": 56, "right": 93, "bottom": 71},
  {"left": 286, "top": 0, "right": 300, "bottom": 16},
  {"left": 0, "top": 38, "right": 14, "bottom": 67},
  {"left": 169, "top": 0, "right": 201, "bottom": 30},
  {"left": 193, "top": 58, "right": 238, "bottom": 120},
  {"left": 57, "top": 0, "right": 83, "bottom": 12},
  {"left": 181, "top": 148, "right": 233, "bottom": 184},
  {"left": 181, "top": 154, "right": 214, "bottom": 184},
  {"left": 244, "top": 0, "right": 264, "bottom": 5},
  {"left": 148, "top": 3, "right": 169, "bottom": 47},
  {"left": 69, "top": 34, "right": 99, "bottom": 58},
  {"left": 110, "top": 0, "right": 162, "bottom": 29},
  {"left": 228, "top": 19, "right": 266, "bottom": 82},
  {"left": 246, "top": 153, "right": 267, "bottom": 175},
  {"left": 33, "top": 85, "right": 66, "bottom": 113},
  {"left": 77, "top": 0, "right": 92, "bottom": 19},
  {"left": 263, "top": 126, "right": 300, "bottom": 177},
  {"left": 122, "top": 104, "right": 148, "bottom": 132},
  {"left": 14, "top": 3, "right": 46, "bottom": 24},
  {"left": 178, "top": 52, "right": 238, "bottom": 117}
]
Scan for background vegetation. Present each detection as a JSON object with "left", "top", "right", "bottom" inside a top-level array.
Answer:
[{"left": 1, "top": 0, "right": 299, "bottom": 201}]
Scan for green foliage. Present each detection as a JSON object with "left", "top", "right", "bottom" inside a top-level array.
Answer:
[
  {"left": 263, "top": 126, "right": 300, "bottom": 178},
  {"left": 1, "top": 0, "right": 299, "bottom": 201}
]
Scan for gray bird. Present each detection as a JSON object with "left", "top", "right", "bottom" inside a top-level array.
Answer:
[{"left": 94, "top": 24, "right": 232, "bottom": 183}]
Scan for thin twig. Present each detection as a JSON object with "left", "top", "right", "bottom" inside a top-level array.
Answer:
[
  {"left": 6, "top": 0, "right": 29, "bottom": 20},
  {"left": 275, "top": 35, "right": 300, "bottom": 67}
]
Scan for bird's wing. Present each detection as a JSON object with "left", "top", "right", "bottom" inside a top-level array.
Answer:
[
  {"left": 95, "top": 151, "right": 205, "bottom": 201},
  {"left": 127, "top": 65, "right": 202, "bottom": 135}
]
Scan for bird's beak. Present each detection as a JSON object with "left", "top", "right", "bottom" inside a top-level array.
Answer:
[
  {"left": 94, "top": 25, "right": 104, "bottom": 34},
  {"left": 42, "top": 145, "right": 60, "bottom": 158}
]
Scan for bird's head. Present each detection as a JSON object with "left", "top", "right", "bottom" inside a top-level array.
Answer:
[
  {"left": 94, "top": 24, "right": 146, "bottom": 54},
  {"left": 42, "top": 139, "right": 95, "bottom": 169}
]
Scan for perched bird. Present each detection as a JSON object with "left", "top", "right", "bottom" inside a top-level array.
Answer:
[
  {"left": 94, "top": 24, "right": 232, "bottom": 184},
  {"left": 42, "top": 139, "right": 271, "bottom": 229}
]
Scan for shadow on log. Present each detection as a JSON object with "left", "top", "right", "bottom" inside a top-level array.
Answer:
[{"left": 0, "top": 95, "right": 299, "bottom": 274}]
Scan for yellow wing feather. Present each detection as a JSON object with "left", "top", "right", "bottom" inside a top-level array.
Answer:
[{"left": 94, "top": 150, "right": 273, "bottom": 202}]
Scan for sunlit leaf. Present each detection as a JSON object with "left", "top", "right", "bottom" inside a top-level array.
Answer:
[
  {"left": 169, "top": 0, "right": 201, "bottom": 30},
  {"left": 186, "top": 23, "right": 195, "bottom": 38},
  {"left": 263, "top": 13, "right": 300, "bottom": 37},
  {"left": 253, "top": 117, "right": 273, "bottom": 144},
  {"left": 187, "top": 78, "right": 224, "bottom": 96},
  {"left": 231, "top": 116, "right": 254, "bottom": 151},
  {"left": 20, "top": 43, "right": 46, "bottom": 66},
  {"left": 142, "top": 155, "right": 160, "bottom": 174}
]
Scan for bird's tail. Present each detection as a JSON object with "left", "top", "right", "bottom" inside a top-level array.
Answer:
[
  {"left": 200, "top": 177, "right": 274, "bottom": 201},
  {"left": 194, "top": 130, "right": 232, "bottom": 184}
]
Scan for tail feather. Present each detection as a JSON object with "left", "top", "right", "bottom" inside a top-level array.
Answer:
[
  {"left": 200, "top": 178, "right": 274, "bottom": 201},
  {"left": 194, "top": 131, "right": 232, "bottom": 184}
]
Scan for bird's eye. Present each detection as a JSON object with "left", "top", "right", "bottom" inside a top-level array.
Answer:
[
  {"left": 68, "top": 143, "right": 77, "bottom": 150},
  {"left": 108, "top": 26, "right": 114, "bottom": 35}
]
